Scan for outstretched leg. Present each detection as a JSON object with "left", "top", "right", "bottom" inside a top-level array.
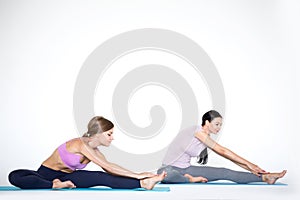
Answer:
[
  {"left": 180, "top": 166, "right": 287, "bottom": 184},
  {"left": 181, "top": 166, "right": 263, "bottom": 184},
  {"left": 61, "top": 170, "right": 166, "bottom": 189}
]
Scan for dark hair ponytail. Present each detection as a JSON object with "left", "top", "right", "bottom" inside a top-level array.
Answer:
[
  {"left": 197, "top": 110, "right": 222, "bottom": 165},
  {"left": 197, "top": 148, "right": 208, "bottom": 165},
  {"left": 201, "top": 110, "right": 222, "bottom": 126}
]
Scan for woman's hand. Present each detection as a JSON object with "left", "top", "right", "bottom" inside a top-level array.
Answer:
[
  {"left": 247, "top": 163, "right": 269, "bottom": 176},
  {"left": 135, "top": 172, "right": 156, "bottom": 179}
]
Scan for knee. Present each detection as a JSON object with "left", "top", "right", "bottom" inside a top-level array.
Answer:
[
  {"left": 8, "top": 169, "right": 31, "bottom": 187},
  {"left": 8, "top": 170, "right": 21, "bottom": 186},
  {"left": 157, "top": 166, "right": 174, "bottom": 175},
  {"left": 158, "top": 166, "right": 182, "bottom": 183}
]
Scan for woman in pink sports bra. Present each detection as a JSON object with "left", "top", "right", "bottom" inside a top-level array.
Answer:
[{"left": 8, "top": 116, "right": 166, "bottom": 190}]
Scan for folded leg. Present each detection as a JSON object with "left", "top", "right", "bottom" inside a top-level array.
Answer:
[{"left": 8, "top": 169, "right": 52, "bottom": 189}]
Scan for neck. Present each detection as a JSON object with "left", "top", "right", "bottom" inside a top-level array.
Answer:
[
  {"left": 82, "top": 137, "right": 99, "bottom": 149},
  {"left": 88, "top": 140, "right": 100, "bottom": 148}
]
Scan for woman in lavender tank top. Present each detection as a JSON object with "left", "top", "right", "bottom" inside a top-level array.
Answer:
[
  {"left": 158, "top": 110, "right": 286, "bottom": 184},
  {"left": 8, "top": 116, "right": 166, "bottom": 190}
]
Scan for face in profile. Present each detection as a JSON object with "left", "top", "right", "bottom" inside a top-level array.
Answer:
[
  {"left": 102, "top": 128, "right": 114, "bottom": 146},
  {"left": 207, "top": 117, "right": 222, "bottom": 134},
  {"left": 92, "top": 128, "right": 114, "bottom": 147}
]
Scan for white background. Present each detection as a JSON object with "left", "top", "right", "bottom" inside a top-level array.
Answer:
[{"left": 0, "top": 0, "right": 299, "bottom": 198}]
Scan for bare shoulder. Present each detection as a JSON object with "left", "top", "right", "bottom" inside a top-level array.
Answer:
[
  {"left": 66, "top": 138, "right": 86, "bottom": 153},
  {"left": 69, "top": 137, "right": 100, "bottom": 154},
  {"left": 194, "top": 131, "right": 207, "bottom": 141},
  {"left": 194, "top": 131, "right": 219, "bottom": 149}
]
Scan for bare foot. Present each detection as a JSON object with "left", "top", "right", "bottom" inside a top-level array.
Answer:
[
  {"left": 52, "top": 179, "right": 76, "bottom": 189},
  {"left": 262, "top": 170, "right": 287, "bottom": 184},
  {"left": 140, "top": 171, "right": 167, "bottom": 190},
  {"left": 184, "top": 174, "right": 208, "bottom": 183}
]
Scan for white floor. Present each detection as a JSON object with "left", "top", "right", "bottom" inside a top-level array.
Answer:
[{"left": 0, "top": 184, "right": 296, "bottom": 200}]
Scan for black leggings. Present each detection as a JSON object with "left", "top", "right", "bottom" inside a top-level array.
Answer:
[{"left": 8, "top": 165, "right": 141, "bottom": 189}]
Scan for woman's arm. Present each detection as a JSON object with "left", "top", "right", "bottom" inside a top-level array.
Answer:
[
  {"left": 194, "top": 131, "right": 267, "bottom": 176},
  {"left": 93, "top": 149, "right": 154, "bottom": 179},
  {"left": 78, "top": 140, "right": 154, "bottom": 179}
]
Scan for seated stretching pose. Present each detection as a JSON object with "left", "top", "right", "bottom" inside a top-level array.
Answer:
[
  {"left": 9, "top": 116, "right": 166, "bottom": 189},
  {"left": 157, "top": 110, "right": 286, "bottom": 184}
]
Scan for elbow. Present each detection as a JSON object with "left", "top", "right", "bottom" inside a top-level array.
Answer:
[
  {"left": 221, "top": 147, "right": 235, "bottom": 161},
  {"left": 215, "top": 146, "right": 228, "bottom": 157},
  {"left": 213, "top": 144, "right": 235, "bottom": 161},
  {"left": 218, "top": 148, "right": 227, "bottom": 157}
]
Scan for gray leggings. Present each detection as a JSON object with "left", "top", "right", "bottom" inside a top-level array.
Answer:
[{"left": 157, "top": 165, "right": 263, "bottom": 184}]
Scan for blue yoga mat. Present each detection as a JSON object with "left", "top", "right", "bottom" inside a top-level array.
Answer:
[{"left": 0, "top": 186, "right": 170, "bottom": 192}]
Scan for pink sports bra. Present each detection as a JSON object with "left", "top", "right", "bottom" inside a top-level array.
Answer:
[{"left": 57, "top": 142, "right": 87, "bottom": 171}]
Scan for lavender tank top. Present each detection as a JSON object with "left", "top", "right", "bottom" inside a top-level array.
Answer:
[
  {"left": 57, "top": 142, "right": 87, "bottom": 171},
  {"left": 162, "top": 126, "right": 207, "bottom": 168}
]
